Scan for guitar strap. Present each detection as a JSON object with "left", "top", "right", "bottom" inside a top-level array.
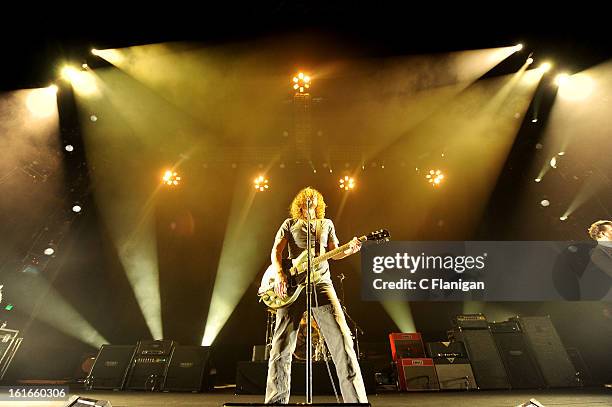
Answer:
[{"left": 316, "top": 219, "right": 324, "bottom": 257}]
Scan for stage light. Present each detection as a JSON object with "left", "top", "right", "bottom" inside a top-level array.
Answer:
[
  {"left": 26, "top": 87, "right": 58, "bottom": 118},
  {"left": 531, "top": 118, "right": 538, "bottom": 123},
  {"left": 550, "top": 157, "right": 557, "bottom": 168},
  {"left": 90, "top": 115, "right": 98, "bottom": 122},
  {"left": 560, "top": 216, "right": 568, "bottom": 221},
  {"left": 48, "top": 84, "right": 58, "bottom": 93},
  {"left": 91, "top": 49, "right": 99, "bottom": 56},
  {"left": 162, "top": 170, "right": 181, "bottom": 186},
  {"left": 534, "top": 178, "right": 541, "bottom": 183},
  {"left": 339, "top": 176, "right": 355, "bottom": 191},
  {"left": 514, "top": 43, "right": 524, "bottom": 51},
  {"left": 426, "top": 169, "right": 444, "bottom": 186},
  {"left": 554, "top": 73, "right": 570, "bottom": 87},
  {"left": 526, "top": 57, "right": 534, "bottom": 65},
  {"left": 557, "top": 73, "right": 594, "bottom": 101},
  {"left": 60, "top": 65, "right": 98, "bottom": 95},
  {"left": 539, "top": 62, "right": 552, "bottom": 72},
  {"left": 558, "top": 151, "right": 565, "bottom": 156},
  {"left": 81, "top": 63, "right": 89, "bottom": 70},
  {"left": 72, "top": 205, "right": 82, "bottom": 213},
  {"left": 44, "top": 247, "right": 55, "bottom": 256},
  {"left": 254, "top": 175, "right": 269, "bottom": 192},
  {"left": 292, "top": 72, "right": 311, "bottom": 93},
  {"left": 65, "top": 145, "right": 74, "bottom": 152},
  {"left": 540, "top": 199, "right": 550, "bottom": 207}
]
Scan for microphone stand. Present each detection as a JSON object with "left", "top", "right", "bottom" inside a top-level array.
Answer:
[{"left": 305, "top": 197, "right": 313, "bottom": 404}]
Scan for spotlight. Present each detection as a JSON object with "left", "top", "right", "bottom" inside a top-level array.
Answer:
[
  {"left": 557, "top": 74, "right": 594, "bottom": 100},
  {"left": 526, "top": 57, "right": 534, "bottom": 65},
  {"left": 558, "top": 152, "right": 565, "bottom": 156},
  {"left": 550, "top": 157, "right": 557, "bottom": 168},
  {"left": 425, "top": 170, "right": 444, "bottom": 186},
  {"left": 90, "top": 115, "right": 98, "bottom": 122},
  {"left": 554, "top": 73, "right": 570, "bottom": 87},
  {"left": 48, "top": 84, "right": 58, "bottom": 93},
  {"left": 539, "top": 62, "right": 552, "bottom": 73},
  {"left": 91, "top": 49, "right": 99, "bottom": 56},
  {"left": 254, "top": 175, "right": 269, "bottom": 192},
  {"left": 65, "top": 145, "right": 74, "bottom": 152},
  {"left": 540, "top": 200, "right": 550, "bottom": 207},
  {"left": 292, "top": 72, "right": 311, "bottom": 93},
  {"left": 531, "top": 118, "right": 538, "bottom": 123},
  {"left": 162, "top": 170, "right": 181, "bottom": 186},
  {"left": 339, "top": 176, "right": 355, "bottom": 191},
  {"left": 61, "top": 66, "right": 79, "bottom": 82},
  {"left": 534, "top": 178, "right": 541, "bottom": 183},
  {"left": 515, "top": 43, "right": 524, "bottom": 51},
  {"left": 26, "top": 87, "right": 58, "bottom": 118},
  {"left": 560, "top": 216, "right": 568, "bottom": 221},
  {"left": 44, "top": 247, "right": 55, "bottom": 256},
  {"left": 81, "top": 63, "right": 89, "bottom": 70},
  {"left": 72, "top": 205, "right": 82, "bottom": 213}
]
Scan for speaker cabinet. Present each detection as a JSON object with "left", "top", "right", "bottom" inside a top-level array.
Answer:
[
  {"left": 449, "top": 328, "right": 510, "bottom": 389},
  {"left": 87, "top": 345, "right": 135, "bottom": 390},
  {"left": 513, "top": 316, "right": 578, "bottom": 388},
  {"left": 490, "top": 320, "right": 545, "bottom": 389},
  {"left": 396, "top": 358, "right": 439, "bottom": 391},
  {"left": 163, "top": 345, "right": 212, "bottom": 392},
  {"left": 433, "top": 357, "right": 476, "bottom": 390}
]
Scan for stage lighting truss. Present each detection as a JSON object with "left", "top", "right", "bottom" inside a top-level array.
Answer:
[
  {"left": 254, "top": 176, "right": 269, "bottom": 192},
  {"left": 426, "top": 170, "right": 444, "bottom": 186},
  {"left": 339, "top": 176, "right": 355, "bottom": 191},
  {"left": 292, "top": 72, "right": 311, "bottom": 93},
  {"left": 162, "top": 170, "right": 181, "bottom": 186}
]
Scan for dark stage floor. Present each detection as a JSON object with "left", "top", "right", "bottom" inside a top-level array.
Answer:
[{"left": 2, "top": 387, "right": 611, "bottom": 407}]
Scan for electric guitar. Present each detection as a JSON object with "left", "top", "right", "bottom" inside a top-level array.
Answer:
[{"left": 258, "top": 229, "right": 390, "bottom": 309}]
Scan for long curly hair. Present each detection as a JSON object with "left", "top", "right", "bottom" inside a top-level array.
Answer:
[{"left": 290, "top": 187, "right": 326, "bottom": 220}]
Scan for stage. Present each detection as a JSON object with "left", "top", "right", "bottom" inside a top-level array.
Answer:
[{"left": 1, "top": 387, "right": 610, "bottom": 407}]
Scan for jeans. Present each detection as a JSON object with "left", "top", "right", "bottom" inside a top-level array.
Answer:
[{"left": 264, "top": 280, "right": 368, "bottom": 403}]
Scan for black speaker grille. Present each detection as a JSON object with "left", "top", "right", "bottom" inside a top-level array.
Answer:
[
  {"left": 452, "top": 329, "right": 509, "bottom": 389},
  {"left": 515, "top": 316, "right": 578, "bottom": 388}
]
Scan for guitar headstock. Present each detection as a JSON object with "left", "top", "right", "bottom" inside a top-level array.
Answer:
[{"left": 366, "top": 229, "right": 390, "bottom": 243}]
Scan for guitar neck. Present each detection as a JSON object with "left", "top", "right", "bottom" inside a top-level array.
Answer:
[{"left": 312, "top": 235, "right": 367, "bottom": 266}]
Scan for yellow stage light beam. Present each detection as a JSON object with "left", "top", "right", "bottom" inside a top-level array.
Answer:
[
  {"left": 202, "top": 181, "right": 274, "bottom": 346},
  {"left": 5, "top": 272, "right": 108, "bottom": 348},
  {"left": 71, "top": 69, "right": 169, "bottom": 340},
  {"left": 380, "top": 301, "right": 416, "bottom": 332}
]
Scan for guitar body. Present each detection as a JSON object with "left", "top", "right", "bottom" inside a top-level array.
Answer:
[{"left": 258, "top": 250, "right": 326, "bottom": 310}]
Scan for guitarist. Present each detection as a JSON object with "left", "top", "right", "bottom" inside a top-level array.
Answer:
[{"left": 265, "top": 187, "right": 368, "bottom": 404}]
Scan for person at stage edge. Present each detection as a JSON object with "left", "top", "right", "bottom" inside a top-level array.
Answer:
[{"left": 264, "top": 186, "right": 368, "bottom": 404}]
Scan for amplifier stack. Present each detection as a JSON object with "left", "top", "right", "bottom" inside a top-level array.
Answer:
[
  {"left": 386, "top": 313, "right": 579, "bottom": 392},
  {"left": 87, "top": 340, "right": 212, "bottom": 392}
]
